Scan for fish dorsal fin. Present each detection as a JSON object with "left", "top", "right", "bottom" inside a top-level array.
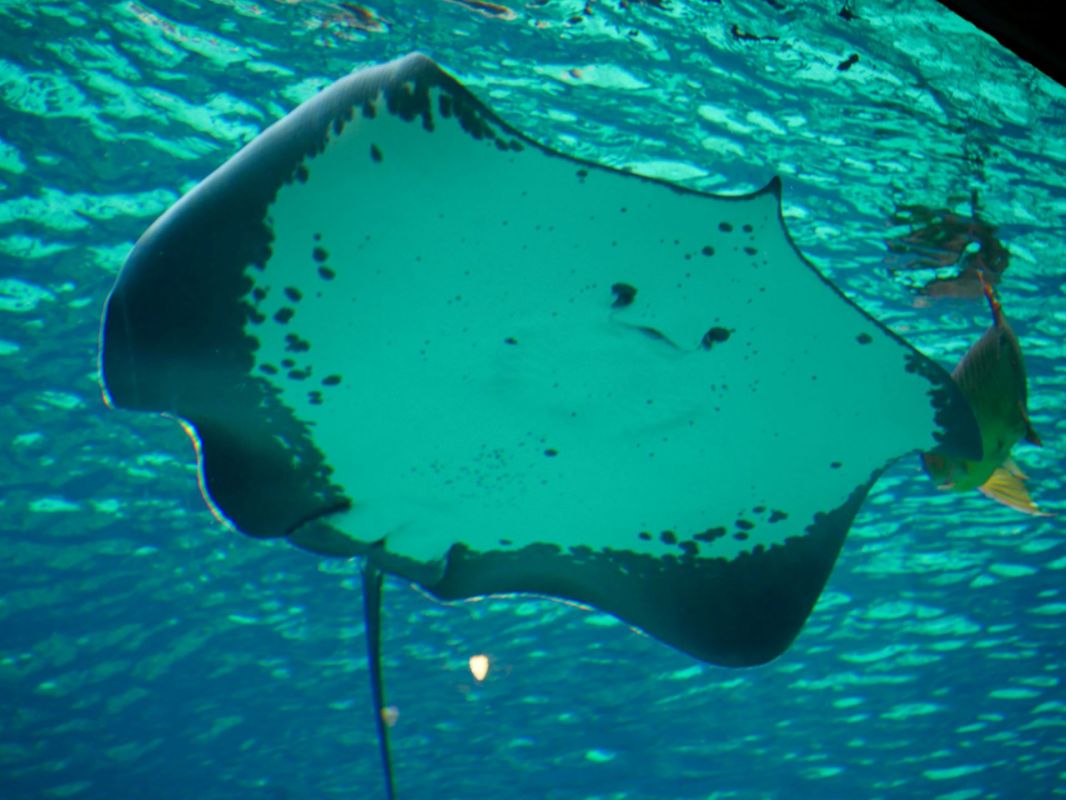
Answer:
[{"left": 1020, "top": 404, "right": 1043, "bottom": 447}]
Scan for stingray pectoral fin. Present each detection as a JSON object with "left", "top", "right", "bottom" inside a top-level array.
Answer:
[
  {"left": 432, "top": 477, "right": 880, "bottom": 666},
  {"left": 100, "top": 53, "right": 980, "bottom": 670}
]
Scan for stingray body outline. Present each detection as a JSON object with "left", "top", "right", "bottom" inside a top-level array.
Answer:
[{"left": 101, "top": 53, "right": 981, "bottom": 798}]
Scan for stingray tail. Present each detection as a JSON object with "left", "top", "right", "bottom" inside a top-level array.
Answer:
[{"left": 362, "top": 558, "right": 397, "bottom": 800}]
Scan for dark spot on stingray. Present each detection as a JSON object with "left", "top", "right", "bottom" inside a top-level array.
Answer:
[
  {"left": 856, "top": 332, "right": 872, "bottom": 345},
  {"left": 252, "top": 287, "right": 267, "bottom": 302},
  {"left": 830, "top": 461, "right": 842, "bottom": 469},
  {"left": 504, "top": 336, "right": 518, "bottom": 345},
  {"left": 769, "top": 509, "right": 788, "bottom": 523},
  {"left": 499, "top": 538, "right": 513, "bottom": 546},
  {"left": 733, "top": 531, "right": 750, "bottom": 541},
  {"left": 679, "top": 540, "right": 698, "bottom": 557},
  {"left": 284, "top": 287, "right": 302, "bottom": 303},
  {"left": 284, "top": 333, "right": 310, "bottom": 353},
  {"left": 312, "top": 246, "right": 329, "bottom": 263},
  {"left": 744, "top": 246, "right": 758, "bottom": 256},
  {"left": 259, "top": 363, "right": 278, "bottom": 375},
  {"left": 719, "top": 221, "right": 733, "bottom": 233},
  {"left": 248, "top": 308, "right": 266, "bottom": 325},
  {"left": 735, "top": 519, "right": 755, "bottom": 531},
  {"left": 576, "top": 168, "right": 588, "bottom": 182},
  {"left": 313, "top": 232, "right": 321, "bottom": 242},
  {"left": 308, "top": 390, "right": 323, "bottom": 406},
  {"left": 694, "top": 527, "right": 727, "bottom": 543},
  {"left": 387, "top": 76, "right": 433, "bottom": 129},
  {"left": 450, "top": 93, "right": 498, "bottom": 143},
  {"left": 322, "top": 374, "right": 342, "bottom": 386},
  {"left": 295, "top": 164, "right": 309, "bottom": 183},
  {"left": 544, "top": 448, "right": 558, "bottom": 457},
  {"left": 370, "top": 144, "right": 382, "bottom": 162},
  {"left": 638, "top": 531, "right": 652, "bottom": 541},
  {"left": 838, "top": 53, "right": 860, "bottom": 71},
  {"left": 743, "top": 223, "right": 753, "bottom": 233},
  {"left": 288, "top": 367, "right": 311, "bottom": 380},
  {"left": 318, "top": 266, "right": 336, "bottom": 280},
  {"left": 701, "top": 327, "right": 731, "bottom": 349},
  {"left": 701, "top": 245, "right": 715, "bottom": 257},
  {"left": 281, "top": 358, "right": 295, "bottom": 368},
  {"left": 611, "top": 282, "right": 637, "bottom": 308},
  {"left": 660, "top": 530, "right": 677, "bottom": 544},
  {"left": 332, "top": 117, "right": 344, "bottom": 137},
  {"left": 636, "top": 326, "right": 671, "bottom": 344},
  {"left": 274, "top": 307, "right": 294, "bottom": 324},
  {"left": 753, "top": 505, "right": 766, "bottom": 514}
]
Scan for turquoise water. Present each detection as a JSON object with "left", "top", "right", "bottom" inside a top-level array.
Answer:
[{"left": 2, "top": 1, "right": 1064, "bottom": 799}]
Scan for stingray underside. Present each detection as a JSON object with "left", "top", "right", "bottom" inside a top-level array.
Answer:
[{"left": 101, "top": 53, "right": 979, "bottom": 667}]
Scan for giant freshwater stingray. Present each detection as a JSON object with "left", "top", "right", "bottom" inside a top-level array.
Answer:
[{"left": 100, "top": 54, "right": 983, "bottom": 797}]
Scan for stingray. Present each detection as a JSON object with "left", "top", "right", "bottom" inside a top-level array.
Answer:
[{"left": 100, "top": 54, "right": 980, "bottom": 798}]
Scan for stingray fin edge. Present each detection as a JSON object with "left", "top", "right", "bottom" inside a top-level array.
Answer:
[{"left": 430, "top": 474, "right": 882, "bottom": 667}]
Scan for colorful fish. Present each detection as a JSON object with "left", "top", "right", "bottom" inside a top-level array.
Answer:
[{"left": 922, "top": 274, "right": 1048, "bottom": 515}]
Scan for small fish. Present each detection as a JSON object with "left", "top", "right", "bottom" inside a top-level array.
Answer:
[{"left": 922, "top": 274, "right": 1048, "bottom": 515}]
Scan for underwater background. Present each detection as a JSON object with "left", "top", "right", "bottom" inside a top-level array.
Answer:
[{"left": 1, "top": 1, "right": 1063, "bottom": 798}]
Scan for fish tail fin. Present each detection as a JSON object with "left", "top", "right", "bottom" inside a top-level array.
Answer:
[
  {"left": 362, "top": 558, "right": 398, "bottom": 800},
  {"left": 978, "top": 465, "right": 1052, "bottom": 517},
  {"left": 1003, "top": 457, "right": 1028, "bottom": 481},
  {"left": 977, "top": 269, "right": 1005, "bottom": 328}
]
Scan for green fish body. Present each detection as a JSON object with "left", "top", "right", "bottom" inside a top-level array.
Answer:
[{"left": 921, "top": 280, "right": 1046, "bottom": 514}]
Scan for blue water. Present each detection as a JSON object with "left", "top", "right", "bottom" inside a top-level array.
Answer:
[{"left": 1, "top": 1, "right": 1063, "bottom": 798}]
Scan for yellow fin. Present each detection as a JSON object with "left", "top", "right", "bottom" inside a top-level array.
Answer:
[
  {"left": 978, "top": 465, "right": 1052, "bottom": 517},
  {"left": 1003, "top": 457, "right": 1028, "bottom": 481}
]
